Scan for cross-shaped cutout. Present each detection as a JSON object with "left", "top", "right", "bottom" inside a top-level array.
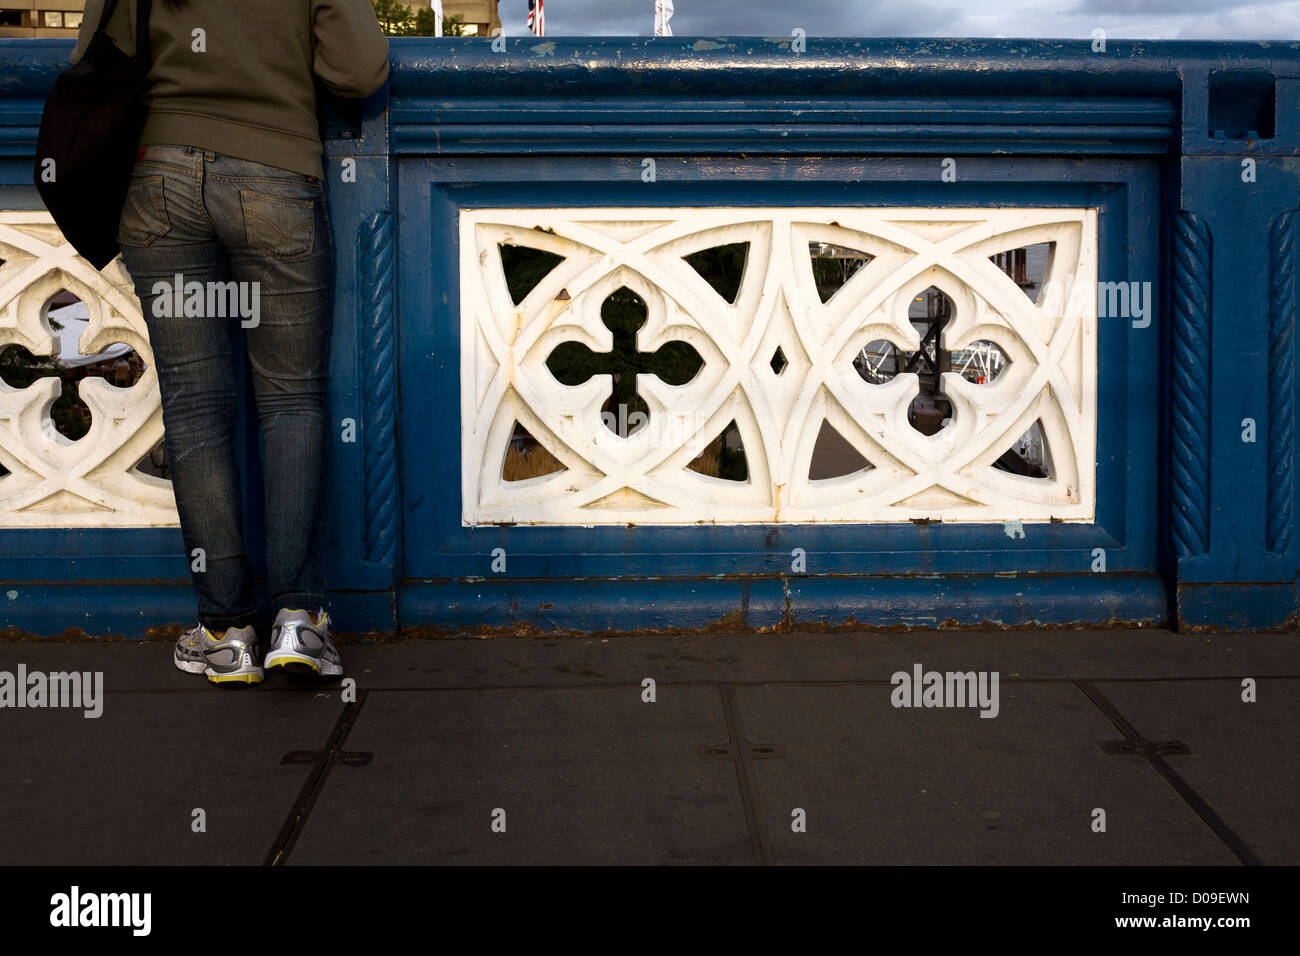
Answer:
[
  {"left": 0, "top": 292, "right": 145, "bottom": 442},
  {"left": 546, "top": 286, "right": 703, "bottom": 435}
]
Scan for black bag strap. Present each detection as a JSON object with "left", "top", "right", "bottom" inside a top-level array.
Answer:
[
  {"left": 95, "top": 0, "right": 121, "bottom": 34},
  {"left": 135, "top": 0, "right": 153, "bottom": 67},
  {"left": 93, "top": 0, "right": 154, "bottom": 66}
]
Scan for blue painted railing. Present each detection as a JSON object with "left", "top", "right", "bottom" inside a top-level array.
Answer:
[{"left": 1, "top": 38, "right": 1298, "bottom": 636}]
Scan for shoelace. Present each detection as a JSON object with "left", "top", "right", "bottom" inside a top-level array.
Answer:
[{"left": 186, "top": 624, "right": 250, "bottom": 646}]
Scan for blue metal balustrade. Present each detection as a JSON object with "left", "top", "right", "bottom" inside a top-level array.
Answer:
[{"left": 0, "top": 38, "right": 1297, "bottom": 635}]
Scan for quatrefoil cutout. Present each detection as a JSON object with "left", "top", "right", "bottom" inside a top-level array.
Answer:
[{"left": 461, "top": 208, "right": 1097, "bottom": 525}]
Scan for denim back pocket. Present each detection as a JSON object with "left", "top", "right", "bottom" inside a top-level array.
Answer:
[
  {"left": 117, "top": 175, "right": 171, "bottom": 246},
  {"left": 239, "top": 189, "right": 316, "bottom": 260}
]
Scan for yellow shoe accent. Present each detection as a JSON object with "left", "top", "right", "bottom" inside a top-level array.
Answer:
[
  {"left": 207, "top": 672, "right": 263, "bottom": 685},
  {"left": 266, "top": 654, "right": 320, "bottom": 673}
]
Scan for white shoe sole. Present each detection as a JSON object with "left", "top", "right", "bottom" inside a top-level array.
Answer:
[
  {"left": 174, "top": 655, "right": 206, "bottom": 675},
  {"left": 265, "top": 649, "right": 343, "bottom": 677},
  {"left": 175, "top": 653, "right": 263, "bottom": 684}
]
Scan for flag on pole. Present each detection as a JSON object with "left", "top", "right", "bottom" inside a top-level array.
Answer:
[
  {"left": 431, "top": 0, "right": 443, "bottom": 37},
  {"left": 528, "top": 0, "right": 545, "bottom": 36},
  {"left": 654, "top": 0, "right": 674, "bottom": 37}
]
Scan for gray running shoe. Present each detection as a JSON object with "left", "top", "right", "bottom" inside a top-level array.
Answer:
[
  {"left": 173, "top": 624, "right": 263, "bottom": 685},
  {"left": 265, "top": 608, "right": 342, "bottom": 677}
]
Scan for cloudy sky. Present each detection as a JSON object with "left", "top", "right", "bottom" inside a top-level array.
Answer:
[{"left": 505, "top": 0, "right": 1300, "bottom": 39}]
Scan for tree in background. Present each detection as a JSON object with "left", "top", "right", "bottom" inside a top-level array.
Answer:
[
  {"left": 370, "top": 0, "right": 412, "bottom": 34},
  {"left": 413, "top": 10, "right": 471, "bottom": 35},
  {"left": 0, "top": 338, "right": 93, "bottom": 442},
  {"left": 371, "top": 2, "right": 471, "bottom": 36}
]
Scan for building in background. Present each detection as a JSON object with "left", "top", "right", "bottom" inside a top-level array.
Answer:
[
  {"left": 400, "top": 0, "right": 501, "bottom": 35},
  {"left": 0, "top": 1, "right": 83, "bottom": 38},
  {"left": 1, "top": 2, "right": 502, "bottom": 39}
]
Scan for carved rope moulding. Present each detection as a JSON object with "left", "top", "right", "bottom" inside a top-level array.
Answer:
[
  {"left": 460, "top": 207, "right": 1099, "bottom": 526},
  {"left": 0, "top": 211, "right": 177, "bottom": 527}
]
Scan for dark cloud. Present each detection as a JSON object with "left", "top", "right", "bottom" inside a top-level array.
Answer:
[
  {"left": 497, "top": 0, "right": 1300, "bottom": 39},
  {"left": 509, "top": 0, "right": 961, "bottom": 37},
  {"left": 1178, "top": 2, "right": 1300, "bottom": 36},
  {"left": 1068, "top": 0, "right": 1282, "bottom": 13}
]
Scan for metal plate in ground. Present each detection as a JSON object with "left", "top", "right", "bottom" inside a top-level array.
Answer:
[
  {"left": 0, "top": 688, "right": 341, "bottom": 865},
  {"left": 290, "top": 687, "right": 751, "bottom": 864},
  {"left": 735, "top": 683, "right": 1240, "bottom": 865},
  {"left": 1096, "top": 678, "right": 1300, "bottom": 864}
]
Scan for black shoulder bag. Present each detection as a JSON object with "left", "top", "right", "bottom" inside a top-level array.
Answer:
[{"left": 32, "top": 0, "right": 154, "bottom": 270}]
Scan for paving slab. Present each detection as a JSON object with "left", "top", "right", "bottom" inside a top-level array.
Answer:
[
  {"left": 735, "top": 682, "right": 1241, "bottom": 865},
  {"left": 2, "top": 630, "right": 1297, "bottom": 692},
  {"left": 290, "top": 686, "right": 752, "bottom": 864},
  {"left": 0, "top": 640, "right": 208, "bottom": 692},
  {"left": 1096, "top": 678, "right": 1300, "bottom": 865},
  {"left": 2, "top": 632, "right": 1294, "bottom": 866},
  {"left": 332, "top": 630, "right": 1300, "bottom": 689},
  {"left": 0, "top": 687, "right": 340, "bottom": 865}
]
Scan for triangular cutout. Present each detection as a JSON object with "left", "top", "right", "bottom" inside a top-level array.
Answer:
[
  {"left": 131, "top": 437, "right": 169, "bottom": 479},
  {"left": 809, "top": 241, "right": 874, "bottom": 303},
  {"left": 583, "top": 487, "right": 671, "bottom": 510},
  {"left": 809, "top": 421, "right": 872, "bottom": 479},
  {"left": 687, "top": 419, "right": 748, "bottom": 481},
  {"left": 683, "top": 243, "right": 749, "bottom": 304},
  {"left": 992, "top": 419, "right": 1054, "bottom": 479},
  {"left": 502, "top": 421, "right": 566, "bottom": 482},
  {"left": 499, "top": 243, "right": 564, "bottom": 306},
  {"left": 989, "top": 242, "right": 1054, "bottom": 304}
]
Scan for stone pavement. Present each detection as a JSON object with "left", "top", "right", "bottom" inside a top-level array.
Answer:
[{"left": 0, "top": 629, "right": 1295, "bottom": 866}]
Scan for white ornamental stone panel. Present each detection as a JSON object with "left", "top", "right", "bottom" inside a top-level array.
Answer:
[
  {"left": 460, "top": 207, "right": 1097, "bottom": 526},
  {"left": 0, "top": 211, "right": 177, "bottom": 527}
]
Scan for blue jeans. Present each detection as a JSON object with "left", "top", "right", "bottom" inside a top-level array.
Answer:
[{"left": 116, "top": 144, "right": 332, "bottom": 632}]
